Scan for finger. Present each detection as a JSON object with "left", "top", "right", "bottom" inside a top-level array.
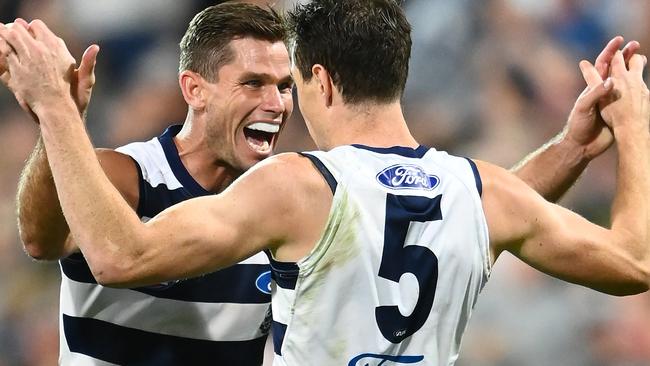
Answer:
[
  {"left": 628, "top": 53, "right": 646, "bottom": 76},
  {"left": 579, "top": 60, "right": 603, "bottom": 88},
  {"left": 14, "top": 18, "right": 29, "bottom": 28},
  {"left": 595, "top": 36, "right": 624, "bottom": 78},
  {"left": 78, "top": 44, "right": 99, "bottom": 87},
  {"left": 0, "top": 21, "right": 35, "bottom": 60},
  {"left": 622, "top": 40, "right": 641, "bottom": 66},
  {"left": 610, "top": 50, "right": 626, "bottom": 76},
  {"left": 575, "top": 77, "right": 614, "bottom": 113},
  {"left": 28, "top": 19, "right": 60, "bottom": 48}
]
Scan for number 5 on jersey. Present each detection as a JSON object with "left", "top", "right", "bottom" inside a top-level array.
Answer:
[{"left": 376, "top": 194, "right": 442, "bottom": 343}]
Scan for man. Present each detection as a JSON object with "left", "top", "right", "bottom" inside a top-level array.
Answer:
[
  {"left": 1, "top": 1, "right": 648, "bottom": 365},
  {"left": 7, "top": 3, "right": 292, "bottom": 365}
]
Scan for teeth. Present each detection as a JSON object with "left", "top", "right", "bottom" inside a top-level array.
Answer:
[{"left": 246, "top": 122, "right": 280, "bottom": 133}]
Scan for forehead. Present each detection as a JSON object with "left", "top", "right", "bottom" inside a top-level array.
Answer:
[{"left": 219, "top": 37, "right": 290, "bottom": 77}]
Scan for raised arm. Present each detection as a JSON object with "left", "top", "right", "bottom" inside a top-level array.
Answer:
[
  {"left": 17, "top": 141, "right": 140, "bottom": 260},
  {"left": 4, "top": 20, "right": 140, "bottom": 260},
  {"left": 512, "top": 37, "right": 640, "bottom": 202},
  {"left": 482, "top": 51, "right": 650, "bottom": 296}
]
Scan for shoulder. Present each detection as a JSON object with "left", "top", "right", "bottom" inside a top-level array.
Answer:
[
  {"left": 237, "top": 152, "right": 330, "bottom": 196},
  {"left": 95, "top": 148, "right": 140, "bottom": 209},
  {"left": 473, "top": 159, "right": 547, "bottom": 257}
]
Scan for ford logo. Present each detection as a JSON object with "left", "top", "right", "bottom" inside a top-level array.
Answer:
[
  {"left": 348, "top": 353, "right": 424, "bottom": 366},
  {"left": 376, "top": 165, "right": 439, "bottom": 191},
  {"left": 256, "top": 271, "right": 272, "bottom": 294}
]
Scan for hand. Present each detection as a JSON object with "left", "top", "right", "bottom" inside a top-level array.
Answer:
[
  {"left": 564, "top": 36, "right": 640, "bottom": 159},
  {"left": 595, "top": 51, "right": 649, "bottom": 135},
  {"left": 0, "top": 19, "right": 81, "bottom": 117}
]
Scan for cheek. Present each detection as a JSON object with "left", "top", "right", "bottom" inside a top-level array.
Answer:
[{"left": 284, "top": 95, "right": 295, "bottom": 117}]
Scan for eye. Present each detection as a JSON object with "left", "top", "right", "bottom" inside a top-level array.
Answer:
[
  {"left": 243, "top": 79, "right": 263, "bottom": 88},
  {"left": 278, "top": 82, "right": 294, "bottom": 93}
]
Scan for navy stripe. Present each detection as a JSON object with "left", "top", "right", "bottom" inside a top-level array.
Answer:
[
  {"left": 265, "top": 251, "right": 299, "bottom": 290},
  {"left": 63, "top": 314, "right": 266, "bottom": 365},
  {"left": 130, "top": 156, "right": 147, "bottom": 214},
  {"left": 299, "top": 153, "right": 337, "bottom": 194},
  {"left": 352, "top": 144, "right": 429, "bottom": 158},
  {"left": 61, "top": 254, "right": 271, "bottom": 304},
  {"left": 464, "top": 158, "right": 482, "bottom": 197},
  {"left": 272, "top": 320, "right": 287, "bottom": 356},
  {"left": 139, "top": 181, "right": 200, "bottom": 218},
  {"left": 158, "top": 125, "right": 210, "bottom": 197}
]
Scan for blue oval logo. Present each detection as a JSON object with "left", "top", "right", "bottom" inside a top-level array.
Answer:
[
  {"left": 255, "top": 271, "right": 272, "bottom": 294},
  {"left": 348, "top": 353, "right": 424, "bottom": 366},
  {"left": 376, "top": 164, "right": 439, "bottom": 190}
]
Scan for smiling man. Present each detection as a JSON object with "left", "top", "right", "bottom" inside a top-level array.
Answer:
[
  {"left": 2, "top": 1, "right": 644, "bottom": 365},
  {"left": 13, "top": 3, "right": 291, "bottom": 365}
]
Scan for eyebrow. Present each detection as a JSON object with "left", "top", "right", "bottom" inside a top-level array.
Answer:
[{"left": 240, "top": 72, "right": 293, "bottom": 84}]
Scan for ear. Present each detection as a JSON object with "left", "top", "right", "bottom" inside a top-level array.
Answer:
[
  {"left": 179, "top": 70, "right": 206, "bottom": 110},
  {"left": 312, "top": 64, "right": 333, "bottom": 107}
]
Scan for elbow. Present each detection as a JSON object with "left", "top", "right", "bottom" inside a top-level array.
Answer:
[
  {"left": 85, "top": 244, "right": 145, "bottom": 289},
  {"left": 22, "top": 241, "right": 57, "bottom": 261},
  {"left": 18, "top": 223, "right": 69, "bottom": 261},
  {"left": 606, "top": 260, "right": 650, "bottom": 297},
  {"left": 21, "top": 233, "right": 63, "bottom": 261},
  {"left": 89, "top": 258, "right": 139, "bottom": 289}
]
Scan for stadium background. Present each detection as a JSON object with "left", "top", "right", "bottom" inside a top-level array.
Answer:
[{"left": 0, "top": 0, "right": 649, "bottom": 365}]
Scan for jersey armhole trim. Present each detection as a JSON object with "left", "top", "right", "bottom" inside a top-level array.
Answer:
[
  {"left": 128, "top": 156, "right": 146, "bottom": 215},
  {"left": 464, "top": 158, "right": 482, "bottom": 197},
  {"left": 298, "top": 153, "right": 337, "bottom": 194}
]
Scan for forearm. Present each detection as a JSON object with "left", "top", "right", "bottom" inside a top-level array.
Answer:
[
  {"left": 36, "top": 100, "right": 146, "bottom": 275},
  {"left": 511, "top": 130, "right": 589, "bottom": 202},
  {"left": 610, "top": 128, "right": 650, "bottom": 259},
  {"left": 16, "top": 136, "right": 73, "bottom": 259}
]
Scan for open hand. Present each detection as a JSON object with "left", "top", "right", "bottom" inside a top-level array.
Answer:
[{"left": 564, "top": 36, "right": 640, "bottom": 159}]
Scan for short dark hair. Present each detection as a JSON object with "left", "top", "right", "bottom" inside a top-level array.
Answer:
[
  {"left": 179, "top": 3, "right": 286, "bottom": 81},
  {"left": 288, "top": 0, "right": 411, "bottom": 104}
]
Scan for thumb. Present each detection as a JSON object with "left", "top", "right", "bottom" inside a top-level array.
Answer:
[
  {"left": 575, "top": 77, "right": 613, "bottom": 114},
  {"left": 77, "top": 44, "right": 99, "bottom": 88}
]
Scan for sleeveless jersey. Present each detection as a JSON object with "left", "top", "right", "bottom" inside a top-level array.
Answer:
[
  {"left": 58, "top": 125, "right": 272, "bottom": 365},
  {"left": 269, "top": 144, "right": 490, "bottom": 366}
]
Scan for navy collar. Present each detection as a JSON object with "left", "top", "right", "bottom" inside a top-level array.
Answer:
[
  {"left": 351, "top": 144, "right": 430, "bottom": 158},
  {"left": 158, "top": 125, "right": 211, "bottom": 197}
]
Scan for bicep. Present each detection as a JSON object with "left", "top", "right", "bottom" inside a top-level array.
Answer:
[
  {"left": 480, "top": 161, "right": 641, "bottom": 294},
  {"left": 128, "top": 159, "right": 299, "bottom": 284}
]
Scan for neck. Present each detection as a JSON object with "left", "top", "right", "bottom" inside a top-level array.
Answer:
[
  {"left": 316, "top": 101, "right": 419, "bottom": 150},
  {"left": 174, "top": 113, "right": 241, "bottom": 194}
]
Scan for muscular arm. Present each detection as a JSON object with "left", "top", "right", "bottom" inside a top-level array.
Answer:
[
  {"left": 16, "top": 136, "right": 140, "bottom": 260},
  {"left": 483, "top": 53, "right": 650, "bottom": 296},
  {"left": 34, "top": 96, "right": 328, "bottom": 286},
  {"left": 511, "top": 131, "right": 589, "bottom": 202}
]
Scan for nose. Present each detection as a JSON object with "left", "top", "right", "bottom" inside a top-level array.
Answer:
[{"left": 261, "top": 85, "right": 285, "bottom": 115}]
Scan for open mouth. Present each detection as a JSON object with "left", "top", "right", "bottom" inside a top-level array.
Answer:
[{"left": 243, "top": 122, "right": 280, "bottom": 153}]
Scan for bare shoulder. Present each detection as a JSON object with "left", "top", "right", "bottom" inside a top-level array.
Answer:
[
  {"left": 95, "top": 148, "right": 140, "bottom": 209},
  {"left": 229, "top": 152, "right": 333, "bottom": 260},
  {"left": 239, "top": 152, "right": 332, "bottom": 196},
  {"left": 473, "top": 159, "right": 546, "bottom": 259}
]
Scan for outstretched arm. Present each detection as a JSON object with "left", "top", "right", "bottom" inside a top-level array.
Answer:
[
  {"left": 512, "top": 37, "right": 640, "bottom": 202},
  {"left": 483, "top": 51, "right": 650, "bottom": 296},
  {"left": 2, "top": 19, "right": 333, "bottom": 287}
]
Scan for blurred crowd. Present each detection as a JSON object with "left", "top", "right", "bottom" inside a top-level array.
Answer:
[{"left": 0, "top": 0, "right": 649, "bottom": 365}]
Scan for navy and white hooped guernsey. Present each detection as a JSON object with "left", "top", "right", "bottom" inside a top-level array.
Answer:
[{"left": 58, "top": 125, "right": 272, "bottom": 365}]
